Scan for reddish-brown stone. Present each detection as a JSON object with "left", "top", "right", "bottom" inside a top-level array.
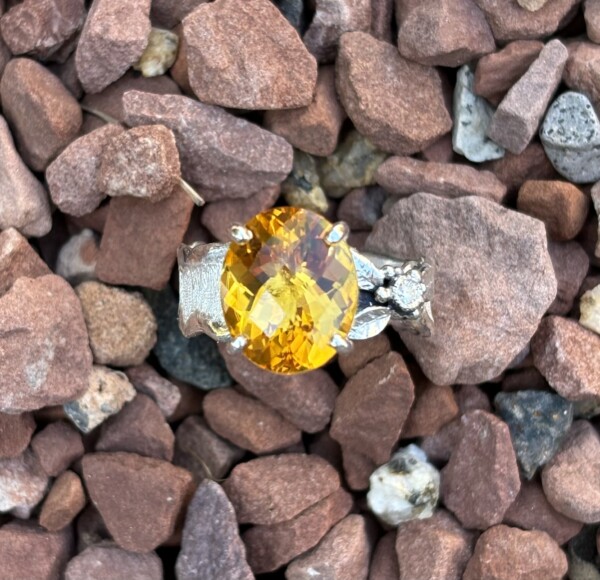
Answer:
[
  {"left": 125, "top": 363, "right": 181, "bottom": 418},
  {"left": 31, "top": 421, "right": 84, "bottom": 477},
  {"left": 341, "top": 446, "right": 377, "bottom": 491},
  {"left": 402, "top": 384, "right": 459, "bottom": 438},
  {"left": 39, "top": 470, "right": 86, "bottom": 532},
  {"left": 369, "top": 532, "right": 399, "bottom": 580},
  {"left": 586, "top": 0, "right": 600, "bottom": 43},
  {"left": 548, "top": 241, "right": 590, "bottom": 315},
  {"left": 337, "top": 333, "right": 391, "bottom": 378},
  {"left": 0, "top": 412, "right": 35, "bottom": 459}
]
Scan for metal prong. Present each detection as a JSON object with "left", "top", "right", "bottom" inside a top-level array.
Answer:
[
  {"left": 179, "top": 178, "right": 205, "bottom": 206},
  {"left": 230, "top": 224, "right": 253, "bottom": 243},
  {"left": 330, "top": 333, "right": 353, "bottom": 353},
  {"left": 325, "top": 221, "right": 349, "bottom": 244},
  {"left": 226, "top": 335, "right": 248, "bottom": 355},
  {"left": 375, "top": 286, "right": 391, "bottom": 303}
]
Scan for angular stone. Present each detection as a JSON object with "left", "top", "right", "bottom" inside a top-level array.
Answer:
[
  {"left": 532, "top": 316, "right": 600, "bottom": 402},
  {"left": 337, "top": 333, "right": 390, "bottom": 377},
  {"left": 223, "top": 454, "right": 340, "bottom": 525},
  {"left": 125, "top": 363, "right": 181, "bottom": 418},
  {"left": 403, "top": 384, "right": 459, "bottom": 438},
  {"left": 96, "top": 394, "right": 174, "bottom": 461},
  {"left": 285, "top": 515, "right": 375, "bottom": 580},
  {"left": 0, "top": 450, "right": 49, "bottom": 517},
  {"left": 82, "top": 451, "right": 194, "bottom": 552},
  {"left": 487, "top": 40, "right": 568, "bottom": 155},
  {"left": 0, "top": 58, "right": 82, "bottom": 172},
  {"left": 133, "top": 27, "right": 178, "bottom": 77},
  {"left": 96, "top": 186, "right": 194, "bottom": 290},
  {"left": 99, "top": 125, "right": 180, "bottom": 203},
  {"left": 76, "top": 281, "right": 157, "bottom": 367},
  {"left": 123, "top": 90, "right": 293, "bottom": 201},
  {"left": 31, "top": 421, "right": 84, "bottom": 477},
  {"left": 341, "top": 446, "right": 376, "bottom": 491},
  {"left": 585, "top": 0, "right": 600, "bottom": 43},
  {"left": 395, "top": 510, "right": 473, "bottom": 580},
  {"left": 0, "top": 412, "right": 35, "bottom": 459},
  {"left": 336, "top": 31, "right": 452, "bottom": 156},
  {"left": 330, "top": 352, "right": 414, "bottom": 464},
  {"left": 65, "top": 545, "right": 163, "bottom": 580},
  {"left": 39, "top": 471, "right": 86, "bottom": 532},
  {"left": 504, "top": 479, "right": 583, "bottom": 545},
  {"left": 472, "top": 0, "right": 581, "bottom": 42},
  {"left": 495, "top": 390, "right": 573, "bottom": 479},
  {"left": 303, "top": 0, "right": 370, "bottom": 63},
  {"left": 0, "top": 228, "right": 50, "bottom": 297},
  {"left": 183, "top": 0, "right": 316, "bottom": 110},
  {"left": 548, "top": 241, "right": 590, "bottom": 315},
  {"left": 0, "top": 521, "right": 72, "bottom": 580},
  {"left": 563, "top": 42, "right": 600, "bottom": 107},
  {"left": 176, "top": 480, "right": 253, "bottom": 580},
  {"left": 369, "top": 533, "right": 399, "bottom": 580},
  {"left": 463, "top": 525, "right": 568, "bottom": 580},
  {"left": 474, "top": 40, "right": 544, "bottom": 103},
  {"left": 264, "top": 66, "right": 345, "bottom": 156},
  {"left": 221, "top": 346, "right": 337, "bottom": 432},
  {"left": 75, "top": 0, "right": 151, "bottom": 93},
  {"left": 376, "top": 156, "right": 507, "bottom": 203},
  {"left": 0, "top": 0, "right": 86, "bottom": 61},
  {"left": 442, "top": 410, "right": 521, "bottom": 530},
  {"left": 580, "top": 284, "right": 600, "bottom": 335},
  {"left": 243, "top": 488, "right": 353, "bottom": 574},
  {"left": 203, "top": 389, "right": 301, "bottom": 455},
  {"left": 367, "top": 194, "right": 556, "bottom": 385},
  {"left": 64, "top": 365, "right": 136, "bottom": 433},
  {"left": 0, "top": 275, "right": 92, "bottom": 413},
  {"left": 336, "top": 186, "right": 386, "bottom": 232},
  {"left": 397, "top": 0, "right": 495, "bottom": 67},
  {"left": 174, "top": 416, "right": 244, "bottom": 482}
]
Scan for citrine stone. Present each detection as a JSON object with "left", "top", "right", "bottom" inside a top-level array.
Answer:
[{"left": 220, "top": 207, "right": 359, "bottom": 374}]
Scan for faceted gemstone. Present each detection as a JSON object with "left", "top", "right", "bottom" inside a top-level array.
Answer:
[{"left": 221, "top": 207, "right": 358, "bottom": 374}]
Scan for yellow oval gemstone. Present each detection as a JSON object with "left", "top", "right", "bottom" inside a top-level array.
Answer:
[{"left": 221, "top": 207, "right": 359, "bottom": 374}]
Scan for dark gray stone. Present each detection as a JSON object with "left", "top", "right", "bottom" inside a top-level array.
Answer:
[
  {"left": 274, "top": 0, "right": 305, "bottom": 32},
  {"left": 495, "top": 390, "right": 573, "bottom": 480}
]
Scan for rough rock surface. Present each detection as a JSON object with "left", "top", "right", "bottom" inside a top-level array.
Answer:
[
  {"left": 366, "top": 194, "right": 557, "bottom": 385},
  {"left": 125, "top": 363, "right": 181, "bottom": 418},
  {"left": 31, "top": 421, "right": 84, "bottom": 477},
  {"left": 0, "top": 412, "right": 35, "bottom": 459},
  {"left": 39, "top": 470, "right": 86, "bottom": 531},
  {"left": 0, "top": 450, "right": 49, "bottom": 517},
  {"left": 548, "top": 241, "right": 590, "bottom": 315}
]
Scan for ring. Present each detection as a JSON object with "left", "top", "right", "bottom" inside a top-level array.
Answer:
[{"left": 177, "top": 206, "right": 434, "bottom": 374}]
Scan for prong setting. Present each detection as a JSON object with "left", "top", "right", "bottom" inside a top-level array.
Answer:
[
  {"left": 324, "top": 221, "right": 350, "bottom": 245},
  {"left": 330, "top": 333, "right": 353, "bottom": 353},
  {"left": 226, "top": 335, "right": 248, "bottom": 354},
  {"left": 230, "top": 224, "right": 254, "bottom": 243}
]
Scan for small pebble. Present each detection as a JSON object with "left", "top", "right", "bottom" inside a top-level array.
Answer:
[
  {"left": 402, "top": 384, "right": 459, "bottom": 438},
  {"left": 0, "top": 412, "right": 35, "bottom": 460},
  {"left": 31, "top": 421, "right": 84, "bottom": 477},
  {"left": 495, "top": 390, "right": 573, "bottom": 479},
  {"left": 39, "top": 471, "right": 86, "bottom": 532},
  {"left": 281, "top": 150, "right": 329, "bottom": 214},
  {"left": 369, "top": 533, "right": 399, "bottom": 580},
  {"left": 64, "top": 365, "right": 136, "bottom": 433},
  {"left": 125, "top": 363, "right": 182, "bottom": 418},
  {"left": 0, "top": 450, "right": 49, "bottom": 517},
  {"left": 580, "top": 284, "right": 600, "bottom": 335},
  {"left": 336, "top": 187, "right": 387, "bottom": 232},
  {"left": 548, "top": 241, "right": 590, "bottom": 315},
  {"left": 341, "top": 446, "right": 377, "bottom": 492},
  {"left": 134, "top": 28, "right": 179, "bottom": 77},
  {"left": 56, "top": 229, "right": 99, "bottom": 285},
  {"left": 367, "top": 444, "right": 440, "bottom": 527},
  {"left": 82, "top": 451, "right": 194, "bottom": 552}
]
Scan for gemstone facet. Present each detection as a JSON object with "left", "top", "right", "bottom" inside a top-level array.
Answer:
[{"left": 220, "top": 207, "right": 359, "bottom": 374}]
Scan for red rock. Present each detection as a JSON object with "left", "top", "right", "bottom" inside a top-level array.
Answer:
[
  {"left": 330, "top": 352, "right": 415, "bottom": 464},
  {"left": 0, "top": 228, "right": 50, "bottom": 297},
  {"left": 563, "top": 41, "right": 600, "bottom": 107},
  {"left": 0, "top": 521, "right": 73, "bottom": 580},
  {"left": 532, "top": 316, "right": 600, "bottom": 402},
  {"left": 173, "top": 415, "right": 244, "bottom": 482},
  {"left": 220, "top": 346, "right": 338, "bottom": 433},
  {"left": 123, "top": 90, "right": 293, "bottom": 201},
  {"left": 472, "top": 0, "right": 580, "bottom": 41},
  {"left": 286, "top": 515, "right": 375, "bottom": 580},
  {"left": 0, "top": 58, "right": 82, "bottom": 172},
  {"left": 99, "top": 125, "right": 181, "bottom": 203},
  {"left": 397, "top": 0, "right": 495, "bottom": 67},
  {"left": 264, "top": 66, "right": 345, "bottom": 156},
  {"left": 65, "top": 545, "right": 163, "bottom": 580},
  {"left": 96, "top": 394, "right": 175, "bottom": 461},
  {"left": 203, "top": 388, "right": 301, "bottom": 455},
  {"left": 463, "top": 524, "right": 568, "bottom": 580},
  {"left": 395, "top": 510, "right": 473, "bottom": 580},
  {"left": 376, "top": 156, "right": 507, "bottom": 203},
  {"left": 176, "top": 480, "right": 253, "bottom": 580},
  {"left": 487, "top": 40, "right": 568, "bottom": 155},
  {"left": 336, "top": 31, "right": 452, "bottom": 156},
  {"left": 39, "top": 471, "right": 86, "bottom": 532},
  {"left": 474, "top": 40, "right": 544, "bottom": 103},
  {"left": 223, "top": 453, "right": 340, "bottom": 525},
  {"left": 31, "top": 421, "right": 84, "bottom": 477},
  {"left": 421, "top": 420, "right": 461, "bottom": 464},
  {"left": 75, "top": 505, "right": 110, "bottom": 552},
  {"left": 49, "top": 54, "right": 83, "bottom": 99},
  {"left": 183, "top": 0, "right": 316, "bottom": 110},
  {"left": 369, "top": 532, "right": 399, "bottom": 580},
  {"left": 75, "top": 0, "right": 151, "bottom": 93},
  {"left": 547, "top": 241, "right": 589, "bottom": 315},
  {"left": 337, "top": 333, "right": 390, "bottom": 378},
  {"left": 46, "top": 124, "right": 124, "bottom": 217},
  {"left": 504, "top": 479, "right": 583, "bottom": 545},
  {"left": 336, "top": 187, "right": 387, "bottom": 232},
  {"left": 421, "top": 133, "right": 455, "bottom": 163},
  {"left": 585, "top": 0, "right": 600, "bottom": 43},
  {"left": 151, "top": 0, "right": 206, "bottom": 28},
  {"left": 0, "top": 412, "right": 35, "bottom": 459},
  {"left": 441, "top": 410, "right": 521, "bottom": 530},
  {"left": 0, "top": 0, "right": 86, "bottom": 60},
  {"left": 370, "top": 0, "right": 394, "bottom": 43},
  {"left": 82, "top": 451, "right": 194, "bottom": 552},
  {"left": 243, "top": 488, "right": 353, "bottom": 573},
  {"left": 402, "top": 384, "right": 459, "bottom": 438},
  {"left": 341, "top": 446, "right": 376, "bottom": 491},
  {"left": 125, "top": 363, "right": 181, "bottom": 418},
  {"left": 168, "top": 25, "right": 191, "bottom": 94},
  {"left": 517, "top": 180, "right": 589, "bottom": 241},
  {"left": 542, "top": 421, "right": 600, "bottom": 523},
  {"left": 0, "top": 275, "right": 92, "bottom": 413},
  {"left": 456, "top": 384, "right": 491, "bottom": 413},
  {"left": 95, "top": 186, "right": 194, "bottom": 290},
  {"left": 0, "top": 118, "right": 52, "bottom": 238},
  {"left": 304, "top": 0, "right": 371, "bottom": 62},
  {"left": 502, "top": 367, "right": 549, "bottom": 392}
]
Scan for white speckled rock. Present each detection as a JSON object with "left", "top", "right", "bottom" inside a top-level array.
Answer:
[
  {"left": 367, "top": 445, "right": 440, "bottom": 526},
  {"left": 540, "top": 91, "right": 600, "bottom": 184},
  {"left": 453, "top": 65, "right": 504, "bottom": 163},
  {"left": 580, "top": 285, "right": 600, "bottom": 335}
]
